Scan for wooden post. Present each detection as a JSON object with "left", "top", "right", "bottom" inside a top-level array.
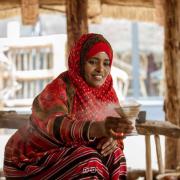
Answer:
[
  {"left": 154, "top": 0, "right": 165, "bottom": 26},
  {"left": 154, "top": 135, "right": 164, "bottom": 174},
  {"left": 145, "top": 135, "right": 152, "bottom": 180},
  {"left": 21, "top": 0, "right": 39, "bottom": 25},
  {"left": 163, "top": 0, "right": 180, "bottom": 170},
  {"left": 66, "top": 0, "right": 88, "bottom": 53}
]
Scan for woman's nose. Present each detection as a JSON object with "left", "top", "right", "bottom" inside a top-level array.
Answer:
[{"left": 96, "top": 63, "right": 103, "bottom": 72}]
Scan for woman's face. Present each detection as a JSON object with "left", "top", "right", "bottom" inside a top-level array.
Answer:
[{"left": 84, "top": 52, "right": 111, "bottom": 87}]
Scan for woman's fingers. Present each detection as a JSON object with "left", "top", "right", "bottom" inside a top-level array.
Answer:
[
  {"left": 101, "top": 138, "right": 117, "bottom": 156},
  {"left": 109, "top": 130, "right": 125, "bottom": 139},
  {"left": 116, "top": 123, "right": 134, "bottom": 132},
  {"left": 96, "top": 138, "right": 118, "bottom": 156},
  {"left": 106, "top": 119, "right": 133, "bottom": 134},
  {"left": 104, "top": 116, "right": 135, "bottom": 138},
  {"left": 115, "top": 126, "right": 134, "bottom": 133},
  {"left": 107, "top": 116, "right": 132, "bottom": 123},
  {"left": 97, "top": 138, "right": 107, "bottom": 149},
  {"left": 101, "top": 138, "right": 113, "bottom": 149},
  {"left": 106, "top": 121, "right": 132, "bottom": 129}
]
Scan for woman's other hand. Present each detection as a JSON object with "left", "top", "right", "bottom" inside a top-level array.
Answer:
[{"left": 97, "top": 137, "right": 117, "bottom": 156}]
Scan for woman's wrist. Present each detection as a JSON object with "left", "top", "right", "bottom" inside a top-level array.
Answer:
[
  {"left": 89, "top": 121, "right": 106, "bottom": 138},
  {"left": 87, "top": 121, "right": 96, "bottom": 141}
]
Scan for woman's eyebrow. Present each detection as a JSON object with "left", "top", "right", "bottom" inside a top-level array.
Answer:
[
  {"left": 89, "top": 57, "right": 99, "bottom": 60},
  {"left": 90, "top": 57, "right": 110, "bottom": 61}
]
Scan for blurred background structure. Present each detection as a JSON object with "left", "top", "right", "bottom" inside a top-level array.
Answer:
[{"left": 0, "top": 15, "right": 164, "bottom": 111}]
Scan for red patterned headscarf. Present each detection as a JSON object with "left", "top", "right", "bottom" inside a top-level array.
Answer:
[{"left": 68, "top": 33, "right": 119, "bottom": 121}]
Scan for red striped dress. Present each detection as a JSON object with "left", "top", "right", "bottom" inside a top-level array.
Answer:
[{"left": 4, "top": 33, "right": 127, "bottom": 179}]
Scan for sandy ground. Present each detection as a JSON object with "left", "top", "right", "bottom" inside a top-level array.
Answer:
[{"left": 0, "top": 133, "right": 165, "bottom": 172}]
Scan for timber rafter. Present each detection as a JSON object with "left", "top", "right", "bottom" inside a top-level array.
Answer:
[
  {"left": 0, "top": 0, "right": 159, "bottom": 24},
  {"left": 0, "top": 0, "right": 153, "bottom": 7},
  {"left": 101, "top": 0, "right": 154, "bottom": 7}
]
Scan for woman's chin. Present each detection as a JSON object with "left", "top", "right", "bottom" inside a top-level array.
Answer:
[{"left": 91, "top": 81, "right": 105, "bottom": 87}]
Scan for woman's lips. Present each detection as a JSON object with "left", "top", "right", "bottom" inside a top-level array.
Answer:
[{"left": 92, "top": 75, "right": 103, "bottom": 81}]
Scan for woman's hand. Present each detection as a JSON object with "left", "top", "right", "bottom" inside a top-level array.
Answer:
[
  {"left": 97, "top": 137, "right": 118, "bottom": 156},
  {"left": 89, "top": 116, "right": 133, "bottom": 139},
  {"left": 104, "top": 116, "right": 133, "bottom": 138}
]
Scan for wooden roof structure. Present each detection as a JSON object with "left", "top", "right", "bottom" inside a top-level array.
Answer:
[{"left": 0, "top": 0, "right": 164, "bottom": 25}]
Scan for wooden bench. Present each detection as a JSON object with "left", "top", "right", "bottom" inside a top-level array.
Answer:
[
  {"left": 0, "top": 110, "right": 180, "bottom": 180},
  {"left": 0, "top": 111, "right": 30, "bottom": 178}
]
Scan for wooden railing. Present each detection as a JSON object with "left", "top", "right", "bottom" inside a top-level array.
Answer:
[
  {"left": 7, "top": 44, "right": 53, "bottom": 100},
  {"left": 0, "top": 35, "right": 67, "bottom": 107}
]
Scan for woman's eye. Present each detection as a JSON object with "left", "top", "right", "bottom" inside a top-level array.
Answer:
[
  {"left": 87, "top": 59, "right": 110, "bottom": 66},
  {"left": 104, "top": 61, "right": 110, "bottom": 66},
  {"left": 88, "top": 59, "right": 97, "bottom": 65}
]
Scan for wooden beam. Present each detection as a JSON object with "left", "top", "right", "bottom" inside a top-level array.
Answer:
[
  {"left": 88, "top": 0, "right": 101, "bottom": 18},
  {"left": 21, "top": 0, "right": 39, "bottom": 25},
  {"left": 0, "top": 0, "right": 153, "bottom": 7},
  {"left": 102, "top": 4, "right": 155, "bottom": 22},
  {"left": 0, "top": 0, "right": 157, "bottom": 23},
  {"left": 66, "top": 0, "right": 88, "bottom": 52},
  {"left": 127, "top": 169, "right": 158, "bottom": 179},
  {"left": 40, "top": 5, "right": 65, "bottom": 13},
  {"left": 154, "top": 0, "right": 165, "bottom": 26},
  {"left": 0, "top": 2, "right": 19, "bottom": 11},
  {"left": 156, "top": 171, "right": 180, "bottom": 179},
  {"left": 102, "top": 0, "right": 154, "bottom": 8},
  {"left": 163, "top": 0, "right": 180, "bottom": 170},
  {"left": 136, "top": 120, "right": 180, "bottom": 138},
  {"left": 0, "top": 111, "right": 30, "bottom": 129},
  {"left": 0, "top": 0, "right": 65, "bottom": 6},
  {"left": 39, "top": 0, "right": 65, "bottom": 5}
]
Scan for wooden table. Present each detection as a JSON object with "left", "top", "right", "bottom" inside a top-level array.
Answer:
[{"left": 136, "top": 120, "right": 180, "bottom": 180}]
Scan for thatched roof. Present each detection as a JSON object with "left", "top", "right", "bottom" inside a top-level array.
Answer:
[{"left": 0, "top": 0, "right": 164, "bottom": 25}]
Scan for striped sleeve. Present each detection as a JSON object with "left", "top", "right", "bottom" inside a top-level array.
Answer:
[
  {"left": 53, "top": 116, "right": 91, "bottom": 144},
  {"left": 32, "top": 76, "right": 92, "bottom": 145}
]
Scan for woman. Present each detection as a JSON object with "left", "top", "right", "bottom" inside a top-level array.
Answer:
[{"left": 4, "top": 33, "right": 133, "bottom": 179}]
